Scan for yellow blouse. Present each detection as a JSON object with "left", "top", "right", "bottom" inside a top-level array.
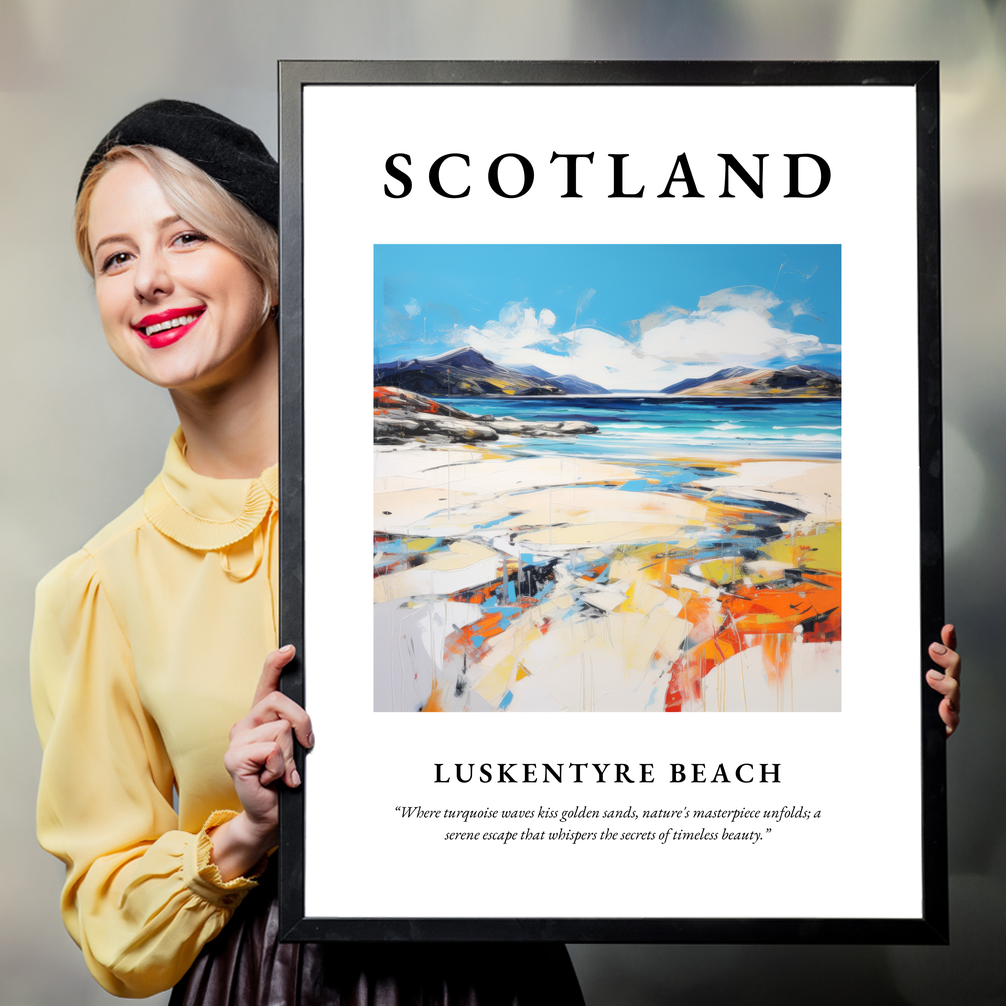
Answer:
[{"left": 31, "top": 429, "right": 279, "bottom": 998}]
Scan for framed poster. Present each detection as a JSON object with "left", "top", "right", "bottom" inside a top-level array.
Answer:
[{"left": 277, "top": 61, "right": 946, "bottom": 943}]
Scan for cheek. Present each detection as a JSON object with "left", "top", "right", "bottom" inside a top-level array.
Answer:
[
  {"left": 221, "top": 266, "right": 268, "bottom": 334},
  {"left": 94, "top": 286, "right": 133, "bottom": 346}
]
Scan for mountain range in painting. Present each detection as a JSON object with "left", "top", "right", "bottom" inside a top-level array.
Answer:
[
  {"left": 661, "top": 364, "right": 841, "bottom": 397},
  {"left": 374, "top": 347, "right": 840, "bottom": 398},
  {"left": 373, "top": 347, "right": 565, "bottom": 397}
]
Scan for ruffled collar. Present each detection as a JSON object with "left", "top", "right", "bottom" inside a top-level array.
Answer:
[{"left": 143, "top": 428, "right": 278, "bottom": 551}]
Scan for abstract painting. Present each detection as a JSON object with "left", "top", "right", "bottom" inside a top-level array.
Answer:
[{"left": 373, "top": 245, "right": 841, "bottom": 712}]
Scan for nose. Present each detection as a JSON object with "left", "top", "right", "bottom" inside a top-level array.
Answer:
[{"left": 133, "top": 247, "right": 173, "bottom": 303}]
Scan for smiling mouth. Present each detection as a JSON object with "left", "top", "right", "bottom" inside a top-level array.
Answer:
[
  {"left": 142, "top": 313, "right": 199, "bottom": 337},
  {"left": 131, "top": 307, "right": 207, "bottom": 349},
  {"left": 135, "top": 307, "right": 206, "bottom": 338}
]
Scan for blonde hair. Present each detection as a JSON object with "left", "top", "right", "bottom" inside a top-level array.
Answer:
[{"left": 75, "top": 145, "right": 278, "bottom": 322}]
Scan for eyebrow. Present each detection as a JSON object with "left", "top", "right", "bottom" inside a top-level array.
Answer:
[{"left": 91, "top": 215, "right": 185, "bottom": 258}]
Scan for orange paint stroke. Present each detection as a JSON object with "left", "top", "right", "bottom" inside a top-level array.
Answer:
[{"left": 664, "top": 574, "right": 841, "bottom": 711}]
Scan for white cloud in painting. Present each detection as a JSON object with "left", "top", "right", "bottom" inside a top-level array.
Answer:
[
  {"left": 696, "top": 286, "right": 781, "bottom": 317},
  {"left": 466, "top": 300, "right": 560, "bottom": 356},
  {"left": 465, "top": 306, "right": 670, "bottom": 390},
  {"left": 460, "top": 286, "right": 838, "bottom": 392},
  {"left": 404, "top": 298, "right": 421, "bottom": 319},
  {"left": 788, "top": 298, "right": 822, "bottom": 321},
  {"left": 638, "top": 293, "right": 830, "bottom": 364}
]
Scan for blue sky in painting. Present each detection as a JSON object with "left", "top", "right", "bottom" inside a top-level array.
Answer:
[{"left": 374, "top": 245, "right": 840, "bottom": 392}]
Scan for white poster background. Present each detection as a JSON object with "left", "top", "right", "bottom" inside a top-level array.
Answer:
[{"left": 301, "top": 85, "right": 920, "bottom": 920}]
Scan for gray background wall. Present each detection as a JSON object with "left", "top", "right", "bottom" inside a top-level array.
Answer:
[{"left": 1, "top": 2, "right": 1003, "bottom": 1003}]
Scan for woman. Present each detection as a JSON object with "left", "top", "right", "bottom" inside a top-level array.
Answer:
[{"left": 31, "top": 100, "right": 586, "bottom": 1003}]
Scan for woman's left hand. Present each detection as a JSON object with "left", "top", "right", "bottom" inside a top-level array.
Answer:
[{"left": 926, "top": 624, "right": 961, "bottom": 737}]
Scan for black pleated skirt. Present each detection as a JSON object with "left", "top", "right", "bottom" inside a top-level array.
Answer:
[{"left": 169, "top": 869, "right": 585, "bottom": 1006}]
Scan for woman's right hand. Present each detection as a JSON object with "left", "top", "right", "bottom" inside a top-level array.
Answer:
[
  {"left": 209, "top": 645, "right": 314, "bottom": 881},
  {"left": 926, "top": 624, "right": 961, "bottom": 737}
]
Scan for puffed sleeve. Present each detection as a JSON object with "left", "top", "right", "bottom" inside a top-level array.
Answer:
[{"left": 31, "top": 549, "right": 262, "bottom": 998}]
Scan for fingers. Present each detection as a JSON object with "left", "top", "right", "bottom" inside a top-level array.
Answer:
[
  {"left": 244, "top": 644, "right": 314, "bottom": 750},
  {"left": 925, "top": 685, "right": 960, "bottom": 736},
  {"left": 225, "top": 645, "right": 313, "bottom": 801},
  {"left": 928, "top": 643, "right": 961, "bottom": 678},
  {"left": 929, "top": 625, "right": 961, "bottom": 682},
  {"left": 248, "top": 720, "right": 299, "bottom": 788},
  {"left": 926, "top": 624, "right": 961, "bottom": 737},
  {"left": 233, "top": 689, "right": 314, "bottom": 750},
  {"left": 252, "top": 644, "right": 297, "bottom": 706},
  {"left": 226, "top": 720, "right": 301, "bottom": 788},
  {"left": 926, "top": 665, "right": 960, "bottom": 738},
  {"left": 941, "top": 623, "right": 957, "bottom": 652},
  {"left": 252, "top": 740, "right": 288, "bottom": 788},
  {"left": 225, "top": 739, "right": 289, "bottom": 788},
  {"left": 926, "top": 667, "right": 959, "bottom": 705},
  {"left": 939, "top": 697, "right": 961, "bottom": 737}
]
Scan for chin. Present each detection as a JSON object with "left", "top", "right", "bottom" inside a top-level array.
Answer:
[
  {"left": 122, "top": 353, "right": 217, "bottom": 391},
  {"left": 110, "top": 321, "right": 271, "bottom": 393}
]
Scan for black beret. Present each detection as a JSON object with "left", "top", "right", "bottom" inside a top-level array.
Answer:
[{"left": 78, "top": 99, "right": 278, "bottom": 228}]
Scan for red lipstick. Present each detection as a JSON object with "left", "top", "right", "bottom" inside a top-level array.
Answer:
[{"left": 132, "top": 306, "right": 206, "bottom": 349}]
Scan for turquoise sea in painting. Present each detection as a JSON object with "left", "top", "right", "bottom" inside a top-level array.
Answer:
[{"left": 430, "top": 396, "right": 841, "bottom": 463}]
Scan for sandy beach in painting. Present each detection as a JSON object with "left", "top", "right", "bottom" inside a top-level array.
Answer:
[{"left": 374, "top": 440, "right": 841, "bottom": 713}]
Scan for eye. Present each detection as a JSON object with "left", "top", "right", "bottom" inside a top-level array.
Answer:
[
  {"left": 100, "top": 251, "right": 132, "bottom": 274},
  {"left": 172, "top": 230, "right": 208, "bottom": 249}
]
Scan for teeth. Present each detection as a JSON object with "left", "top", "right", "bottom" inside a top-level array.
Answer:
[{"left": 142, "top": 313, "right": 199, "bottom": 337}]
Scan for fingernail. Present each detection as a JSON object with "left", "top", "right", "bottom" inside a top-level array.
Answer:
[
  {"left": 280, "top": 644, "right": 295, "bottom": 654},
  {"left": 946, "top": 700, "right": 956, "bottom": 713},
  {"left": 306, "top": 732, "right": 315, "bottom": 748},
  {"left": 928, "top": 670, "right": 944, "bottom": 680},
  {"left": 292, "top": 768, "right": 301, "bottom": 787},
  {"left": 931, "top": 643, "right": 947, "bottom": 654}
]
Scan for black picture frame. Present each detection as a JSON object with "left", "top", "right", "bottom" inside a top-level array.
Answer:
[{"left": 277, "top": 60, "right": 945, "bottom": 944}]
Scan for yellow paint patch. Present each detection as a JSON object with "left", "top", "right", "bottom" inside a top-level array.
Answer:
[
  {"left": 609, "top": 556, "right": 641, "bottom": 582},
  {"left": 420, "top": 540, "right": 498, "bottom": 571},
  {"left": 549, "top": 588, "right": 575, "bottom": 609},
  {"left": 474, "top": 654, "right": 515, "bottom": 704},
  {"left": 697, "top": 556, "right": 746, "bottom": 585},
  {"left": 406, "top": 537, "right": 437, "bottom": 551},
  {"left": 763, "top": 522, "right": 841, "bottom": 573},
  {"left": 625, "top": 578, "right": 671, "bottom": 615},
  {"left": 626, "top": 608, "right": 689, "bottom": 675},
  {"left": 744, "top": 612, "right": 788, "bottom": 627}
]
